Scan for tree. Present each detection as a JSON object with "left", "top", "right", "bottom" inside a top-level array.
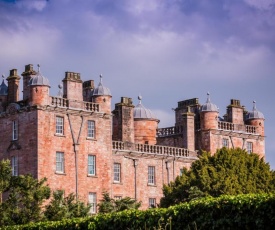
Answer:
[
  {"left": 98, "top": 191, "right": 141, "bottom": 213},
  {"left": 44, "top": 190, "right": 91, "bottom": 221},
  {"left": 0, "top": 175, "right": 51, "bottom": 226},
  {"left": 160, "top": 148, "right": 275, "bottom": 207},
  {"left": 0, "top": 159, "right": 11, "bottom": 203}
]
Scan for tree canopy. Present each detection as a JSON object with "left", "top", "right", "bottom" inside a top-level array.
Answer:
[{"left": 160, "top": 148, "right": 275, "bottom": 207}]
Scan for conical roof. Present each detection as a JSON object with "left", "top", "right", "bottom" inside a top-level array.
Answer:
[
  {"left": 134, "top": 96, "right": 158, "bottom": 120},
  {"left": 29, "top": 64, "right": 50, "bottom": 87},
  {"left": 0, "top": 79, "right": 8, "bottom": 95},
  {"left": 92, "top": 75, "right": 111, "bottom": 96},
  {"left": 246, "top": 101, "right": 264, "bottom": 120},
  {"left": 201, "top": 92, "right": 219, "bottom": 112}
]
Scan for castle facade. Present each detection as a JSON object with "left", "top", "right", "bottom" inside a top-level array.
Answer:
[{"left": 0, "top": 64, "right": 265, "bottom": 210}]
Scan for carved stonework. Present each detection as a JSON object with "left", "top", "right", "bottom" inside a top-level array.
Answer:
[{"left": 7, "top": 141, "right": 21, "bottom": 152}]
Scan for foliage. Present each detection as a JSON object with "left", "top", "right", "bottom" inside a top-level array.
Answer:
[
  {"left": 44, "top": 190, "right": 91, "bottom": 221},
  {"left": 3, "top": 193, "right": 275, "bottom": 230},
  {"left": 160, "top": 148, "right": 275, "bottom": 207},
  {"left": 98, "top": 191, "right": 141, "bottom": 213},
  {"left": 0, "top": 175, "right": 51, "bottom": 226},
  {"left": 0, "top": 159, "right": 12, "bottom": 203}
]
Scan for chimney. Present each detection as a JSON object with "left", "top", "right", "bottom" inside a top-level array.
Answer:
[
  {"left": 21, "top": 64, "right": 36, "bottom": 101},
  {"left": 63, "top": 72, "right": 83, "bottom": 101},
  {"left": 7, "top": 69, "right": 21, "bottom": 104},
  {"left": 83, "top": 80, "right": 94, "bottom": 101}
]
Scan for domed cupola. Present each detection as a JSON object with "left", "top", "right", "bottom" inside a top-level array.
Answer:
[
  {"left": 246, "top": 101, "right": 264, "bottom": 120},
  {"left": 92, "top": 75, "right": 111, "bottom": 96},
  {"left": 134, "top": 96, "right": 158, "bottom": 120},
  {"left": 29, "top": 64, "right": 50, "bottom": 87},
  {"left": 201, "top": 92, "right": 219, "bottom": 112},
  {"left": 0, "top": 76, "right": 8, "bottom": 95}
]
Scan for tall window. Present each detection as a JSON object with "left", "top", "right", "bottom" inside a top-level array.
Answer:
[
  {"left": 149, "top": 198, "right": 156, "bottom": 208},
  {"left": 113, "top": 163, "right": 121, "bottom": 182},
  {"left": 56, "top": 116, "right": 64, "bottom": 135},
  {"left": 11, "top": 156, "right": 18, "bottom": 176},
  {"left": 87, "top": 120, "right": 95, "bottom": 138},
  {"left": 88, "top": 155, "right": 96, "bottom": 176},
  {"left": 56, "top": 152, "right": 64, "bottom": 173},
  {"left": 247, "top": 142, "right": 253, "bottom": 154},
  {"left": 12, "top": 120, "right": 18, "bottom": 140},
  {"left": 148, "top": 166, "right": 155, "bottom": 185},
  {"left": 222, "top": 138, "right": 229, "bottom": 148},
  {"left": 89, "top": 192, "right": 97, "bottom": 214}
]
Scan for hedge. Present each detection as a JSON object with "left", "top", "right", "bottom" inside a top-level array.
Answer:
[{"left": 2, "top": 193, "right": 275, "bottom": 230}]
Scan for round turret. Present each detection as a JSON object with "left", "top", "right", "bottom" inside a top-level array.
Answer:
[
  {"left": 134, "top": 96, "right": 159, "bottom": 145},
  {"left": 92, "top": 75, "right": 112, "bottom": 114},
  {"left": 200, "top": 93, "right": 219, "bottom": 130},
  {"left": 246, "top": 101, "right": 264, "bottom": 136},
  {"left": 29, "top": 65, "right": 50, "bottom": 106}
]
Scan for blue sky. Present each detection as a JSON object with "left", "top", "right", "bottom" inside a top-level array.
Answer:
[{"left": 0, "top": 0, "right": 275, "bottom": 168}]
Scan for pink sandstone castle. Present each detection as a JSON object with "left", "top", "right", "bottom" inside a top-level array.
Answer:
[{"left": 0, "top": 64, "right": 265, "bottom": 211}]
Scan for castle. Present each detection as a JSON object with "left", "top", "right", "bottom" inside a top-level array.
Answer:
[{"left": 0, "top": 64, "right": 265, "bottom": 211}]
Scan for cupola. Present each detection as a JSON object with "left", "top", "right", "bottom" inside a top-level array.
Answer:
[
  {"left": 246, "top": 101, "right": 264, "bottom": 120},
  {"left": 134, "top": 96, "right": 158, "bottom": 120},
  {"left": 201, "top": 92, "right": 218, "bottom": 112},
  {"left": 0, "top": 77, "right": 8, "bottom": 95},
  {"left": 29, "top": 64, "right": 50, "bottom": 87},
  {"left": 92, "top": 75, "right": 111, "bottom": 96}
]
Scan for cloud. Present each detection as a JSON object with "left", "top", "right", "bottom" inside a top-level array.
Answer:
[{"left": 16, "top": 0, "right": 48, "bottom": 12}]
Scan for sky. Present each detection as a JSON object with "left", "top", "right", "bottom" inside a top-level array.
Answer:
[{"left": 0, "top": 0, "right": 275, "bottom": 168}]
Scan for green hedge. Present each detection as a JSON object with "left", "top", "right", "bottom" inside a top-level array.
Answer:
[{"left": 2, "top": 193, "right": 275, "bottom": 230}]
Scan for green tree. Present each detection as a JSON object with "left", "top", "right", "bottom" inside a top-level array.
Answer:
[
  {"left": 0, "top": 175, "right": 50, "bottom": 226},
  {"left": 98, "top": 191, "right": 141, "bottom": 213},
  {"left": 0, "top": 159, "right": 12, "bottom": 203},
  {"left": 160, "top": 148, "right": 275, "bottom": 207},
  {"left": 44, "top": 190, "right": 91, "bottom": 221}
]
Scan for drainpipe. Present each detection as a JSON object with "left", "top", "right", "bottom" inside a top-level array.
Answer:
[
  {"left": 133, "top": 159, "right": 138, "bottom": 200},
  {"left": 165, "top": 161, "right": 169, "bottom": 184}
]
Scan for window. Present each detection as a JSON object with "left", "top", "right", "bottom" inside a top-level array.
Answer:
[
  {"left": 56, "top": 152, "right": 64, "bottom": 173},
  {"left": 11, "top": 156, "right": 18, "bottom": 176},
  {"left": 148, "top": 166, "right": 155, "bottom": 185},
  {"left": 180, "top": 169, "right": 184, "bottom": 176},
  {"left": 114, "top": 196, "right": 122, "bottom": 200},
  {"left": 222, "top": 138, "right": 229, "bottom": 148},
  {"left": 12, "top": 120, "right": 18, "bottom": 140},
  {"left": 56, "top": 116, "right": 64, "bottom": 135},
  {"left": 87, "top": 120, "right": 95, "bottom": 138},
  {"left": 89, "top": 192, "right": 97, "bottom": 214},
  {"left": 247, "top": 142, "right": 253, "bottom": 154},
  {"left": 149, "top": 198, "right": 156, "bottom": 208},
  {"left": 88, "top": 155, "right": 96, "bottom": 176},
  {"left": 114, "top": 163, "right": 121, "bottom": 182}
]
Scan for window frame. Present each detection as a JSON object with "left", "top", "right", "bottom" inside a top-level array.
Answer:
[
  {"left": 56, "top": 152, "right": 65, "bottom": 173},
  {"left": 148, "top": 166, "right": 155, "bottom": 185},
  {"left": 88, "top": 192, "right": 97, "bottom": 214},
  {"left": 222, "top": 138, "right": 229, "bottom": 148},
  {"left": 88, "top": 155, "right": 96, "bottom": 176},
  {"left": 12, "top": 120, "right": 18, "bottom": 140},
  {"left": 247, "top": 142, "right": 253, "bottom": 154},
  {"left": 113, "top": 163, "right": 121, "bottom": 183},
  {"left": 87, "top": 120, "right": 95, "bottom": 139},
  {"left": 56, "top": 116, "right": 64, "bottom": 135},
  {"left": 11, "top": 156, "right": 18, "bottom": 176},
  {"left": 149, "top": 198, "right": 156, "bottom": 208}
]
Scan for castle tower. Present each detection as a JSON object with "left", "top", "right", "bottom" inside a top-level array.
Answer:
[
  {"left": 91, "top": 75, "right": 112, "bottom": 114},
  {"left": 112, "top": 97, "right": 135, "bottom": 144},
  {"left": 200, "top": 93, "right": 219, "bottom": 152},
  {"left": 133, "top": 96, "right": 159, "bottom": 145},
  {"left": 29, "top": 65, "right": 50, "bottom": 106},
  {"left": 0, "top": 76, "right": 8, "bottom": 111},
  {"left": 246, "top": 101, "right": 265, "bottom": 136},
  {"left": 63, "top": 71, "right": 83, "bottom": 101},
  {"left": 21, "top": 64, "right": 37, "bottom": 101},
  {"left": 226, "top": 99, "right": 244, "bottom": 125},
  {"left": 6, "top": 69, "right": 21, "bottom": 104}
]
